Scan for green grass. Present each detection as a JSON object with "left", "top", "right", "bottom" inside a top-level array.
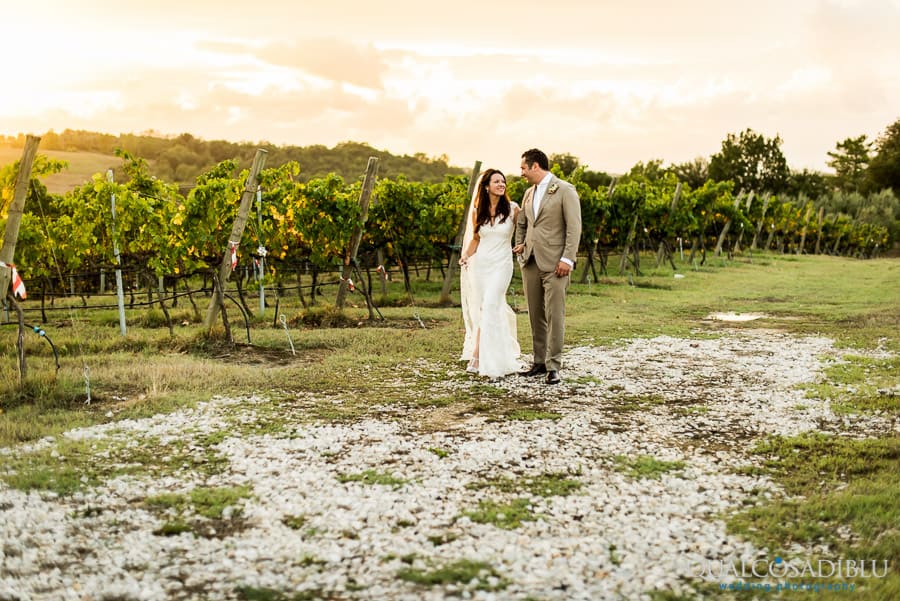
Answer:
[
  {"left": 144, "top": 485, "right": 251, "bottom": 538},
  {"left": 462, "top": 497, "right": 538, "bottom": 529},
  {"left": 426, "top": 532, "right": 459, "bottom": 546},
  {"left": 145, "top": 485, "right": 251, "bottom": 519},
  {"left": 298, "top": 554, "right": 326, "bottom": 567},
  {"left": 337, "top": 469, "right": 407, "bottom": 488},
  {"left": 729, "top": 433, "right": 900, "bottom": 599},
  {"left": 614, "top": 455, "right": 687, "bottom": 479},
  {"left": 611, "top": 394, "right": 667, "bottom": 411},
  {"left": 397, "top": 558, "right": 508, "bottom": 591},
  {"left": 566, "top": 253, "right": 900, "bottom": 351},
  {"left": 608, "top": 543, "right": 622, "bottom": 566},
  {"left": 282, "top": 514, "right": 307, "bottom": 530},
  {"left": 804, "top": 355, "right": 900, "bottom": 415},
  {"left": 1, "top": 435, "right": 228, "bottom": 495},
  {"left": 505, "top": 409, "right": 562, "bottom": 421},
  {"left": 145, "top": 492, "right": 186, "bottom": 511},
  {"left": 234, "top": 586, "right": 323, "bottom": 601},
  {"left": 189, "top": 485, "right": 252, "bottom": 518},
  {"left": 467, "top": 471, "right": 582, "bottom": 498},
  {"left": 153, "top": 520, "right": 192, "bottom": 537}
]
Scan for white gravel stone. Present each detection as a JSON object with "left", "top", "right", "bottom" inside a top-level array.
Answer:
[{"left": 1, "top": 332, "right": 895, "bottom": 600}]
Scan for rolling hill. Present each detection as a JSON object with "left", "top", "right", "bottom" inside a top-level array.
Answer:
[{"left": 0, "top": 147, "right": 122, "bottom": 195}]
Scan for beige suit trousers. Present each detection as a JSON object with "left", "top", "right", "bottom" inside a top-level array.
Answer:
[{"left": 521, "top": 257, "right": 569, "bottom": 371}]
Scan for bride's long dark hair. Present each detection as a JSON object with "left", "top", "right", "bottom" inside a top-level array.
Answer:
[{"left": 474, "top": 168, "right": 511, "bottom": 234}]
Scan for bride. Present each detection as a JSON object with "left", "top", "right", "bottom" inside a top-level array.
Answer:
[{"left": 458, "top": 168, "right": 522, "bottom": 378}]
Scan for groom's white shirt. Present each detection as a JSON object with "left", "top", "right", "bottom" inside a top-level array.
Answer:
[
  {"left": 530, "top": 172, "right": 573, "bottom": 268},
  {"left": 532, "top": 172, "right": 552, "bottom": 218}
]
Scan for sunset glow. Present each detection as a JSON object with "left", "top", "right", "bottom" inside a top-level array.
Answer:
[{"left": 3, "top": 0, "right": 899, "bottom": 174}]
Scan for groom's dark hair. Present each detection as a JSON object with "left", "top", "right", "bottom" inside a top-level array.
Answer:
[{"left": 522, "top": 148, "right": 549, "bottom": 171}]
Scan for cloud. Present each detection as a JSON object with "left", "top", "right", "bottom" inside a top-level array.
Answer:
[{"left": 199, "top": 39, "right": 389, "bottom": 90}]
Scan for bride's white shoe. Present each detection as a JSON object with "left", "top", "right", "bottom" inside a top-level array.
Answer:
[{"left": 466, "top": 358, "right": 479, "bottom": 374}]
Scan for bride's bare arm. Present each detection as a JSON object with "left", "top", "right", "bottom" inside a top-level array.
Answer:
[
  {"left": 460, "top": 210, "right": 480, "bottom": 266},
  {"left": 460, "top": 236, "right": 479, "bottom": 265}
]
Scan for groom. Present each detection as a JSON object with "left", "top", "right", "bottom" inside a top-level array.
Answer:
[{"left": 513, "top": 148, "right": 582, "bottom": 385}]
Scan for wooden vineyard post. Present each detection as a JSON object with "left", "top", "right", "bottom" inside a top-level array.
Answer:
[
  {"left": 336, "top": 157, "right": 379, "bottom": 310},
  {"left": 204, "top": 149, "right": 268, "bottom": 329},
  {"left": 733, "top": 191, "right": 754, "bottom": 254},
  {"left": 618, "top": 184, "right": 645, "bottom": 276},
  {"left": 439, "top": 160, "right": 482, "bottom": 305},
  {"left": 0, "top": 135, "right": 40, "bottom": 384},
  {"left": 655, "top": 182, "right": 682, "bottom": 269},
  {"left": 813, "top": 207, "right": 826, "bottom": 255},
  {"left": 582, "top": 178, "right": 616, "bottom": 283},
  {"left": 714, "top": 191, "right": 745, "bottom": 256},
  {"left": 765, "top": 221, "right": 777, "bottom": 251},
  {"left": 618, "top": 213, "right": 641, "bottom": 275},
  {"left": 0, "top": 135, "right": 40, "bottom": 300},
  {"left": 796, "top": 204, "right": 814, "bottom": 255},
  {"left": 831, "top": 216, "right": 844, "bottom": 254},
  {"left": 750, "top": 193, "right": 771, "bottom": 250}
]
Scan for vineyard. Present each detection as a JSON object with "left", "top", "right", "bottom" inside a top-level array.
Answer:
[{"left": 1, "top": 140, "right": 892, "bottom": 321}]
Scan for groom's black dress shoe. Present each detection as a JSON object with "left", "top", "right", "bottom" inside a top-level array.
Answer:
[
  {"left": 520, "top": 363, "right": 547, "bottom": 377},
  {"left": 546, "top": 370, "right": 561, "bottom": 385}
]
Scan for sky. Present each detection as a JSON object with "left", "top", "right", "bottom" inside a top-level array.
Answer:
[{"left": 3, "top": 0, "right": 900, "bottom": 176}]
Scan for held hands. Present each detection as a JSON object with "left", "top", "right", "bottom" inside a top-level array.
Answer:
[{"left": 512, "top": 244, "right": 524, "bottom": 255}]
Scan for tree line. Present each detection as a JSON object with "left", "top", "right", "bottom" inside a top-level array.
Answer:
[
  {"left": 0, "top": 130, "right": 464, "bottom": 185},
  {"left": 551, "top": 118, "right": 900, "bottom": 247}
]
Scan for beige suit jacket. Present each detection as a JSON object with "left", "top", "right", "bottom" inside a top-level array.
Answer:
[{"left": 515, "top": 175, "right": 582, "bottom": 272}]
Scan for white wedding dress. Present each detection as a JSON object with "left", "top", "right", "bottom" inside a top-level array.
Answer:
[{"left": 460, "top": 203, "right": 521, "bottom": 378}]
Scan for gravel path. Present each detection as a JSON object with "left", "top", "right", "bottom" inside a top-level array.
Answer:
[{"left": 1, "top": 330, "right": 895, "bottom": 601}]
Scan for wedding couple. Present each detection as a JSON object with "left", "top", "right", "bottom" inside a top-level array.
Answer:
[{"left": 459, "top": 148, "right": 582, "bottom": 385}]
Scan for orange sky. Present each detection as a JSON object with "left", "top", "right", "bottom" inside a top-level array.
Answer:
[{"left": 4, "top": 0, "right": 899, "bottom": 175}]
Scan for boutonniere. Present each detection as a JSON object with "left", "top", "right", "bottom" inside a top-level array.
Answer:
[{"left": 548, "top": 183, "right": 559, "bottom": 195}]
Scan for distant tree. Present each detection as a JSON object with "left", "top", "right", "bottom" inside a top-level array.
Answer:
[
  {"left": 827, "top": 135, "right": 871, "bottom": 192},
  {"left": 625, "top": 159, "right": 666, "bottom": 182},
  {"left": 2, "top": 130, "right": 465, "bottom": 189},
  {"left": 580, "top": 168, "right": 614, "bottom": 191},
  {"left": 549, "top": 152, "right": 580, "bottom": 176},
  {"left": 58, "top": 129, "right": 117, "bottom": 153},
  {"left": 545, "top": 153, "right": 612, "bottom": 190},
  {"left": 159, "top": 143, "right": 200, "bottom": 177},
  {"left": 207, "top": 139, "right": 241, "bottom": 165},
  {"left": 785, "top": 168, "right": 830, "bottom": 199},
  {"left": 867, "top": 118, "right": 900, "bottom": 193},
  {"left": 40, "top": 130, "right": 63, "bottom": 151},
  {"left": 670, "top": 157, "right": 709, "bottom": 189},
  {"left": 708, "top": 128, "right": 790, "bottom": 194}
]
